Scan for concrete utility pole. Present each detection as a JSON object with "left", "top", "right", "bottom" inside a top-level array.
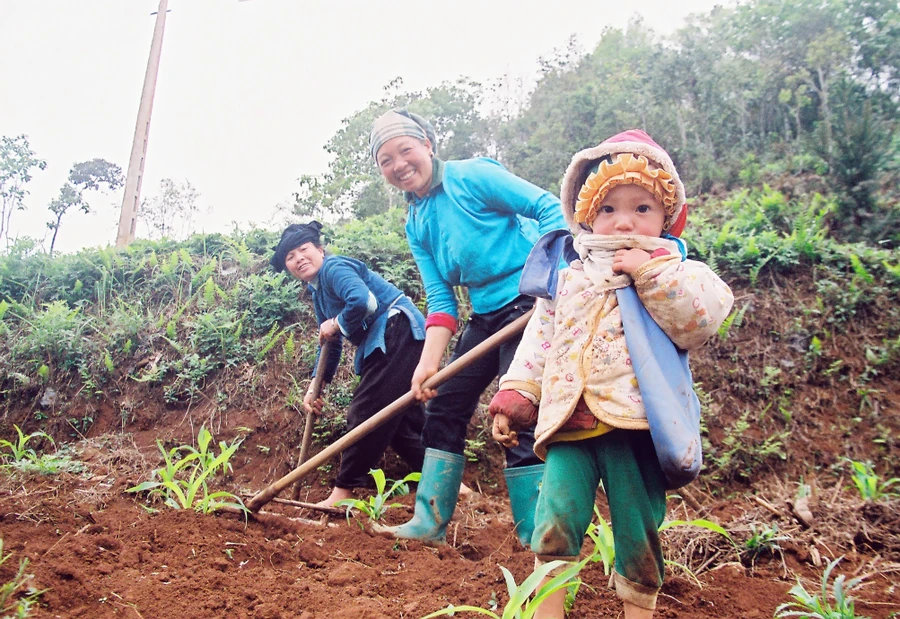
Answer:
[{"left": 116, "top": 0, "right": 169, "bottom": 248}]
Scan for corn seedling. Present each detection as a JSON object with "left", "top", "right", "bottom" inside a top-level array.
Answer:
[
  {"left": 335, "top": 469, "right": 421, "bottom": 524},
  {"left": 0, "top": 425, "right": 81, "bottom": 475},
  {"left": 844, "top": 459, "right": 899, "bottom": 501},
  {"left": 742, "top": 523, "right": 789, "bottom": 566},
  {"left": 660, "top": 517, "right": 733, "bottom": 540},
  {"left": 127, "top": 427, "right": 246, "bottom": 515},
  {"left": 0, "top": 425, "right": 52, "bottom": 465},
  {"left": 0, "top": 538, "right": 46, "bottom": 618},
  {"left": 421, "top": 558, "right": 588, "bottom": 619},
  {"left": 774, "top": 556, "right": 870, "bottom": 619},
  {"left": 182, "top": 426, "right": 238, "bottom": 477},
  {"left": 585, "top": 505, "right": 615, "bottom": 575}
]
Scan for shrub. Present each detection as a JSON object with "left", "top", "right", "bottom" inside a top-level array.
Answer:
[
  {"left": 329, "top": 208, "right": 423, "bottom": 300},
  {"left": 231, "top": 271, "right": 307, "bottom": 336},
  {"left": 10, "top": 300, "right": 92, "bottom": 373}
]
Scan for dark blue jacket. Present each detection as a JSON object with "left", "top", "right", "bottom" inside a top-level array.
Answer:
[{"left": 309, "top": 255, "right": 425, "bottom": 381}]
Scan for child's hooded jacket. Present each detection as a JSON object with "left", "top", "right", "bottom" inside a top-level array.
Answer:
[{"left": 500, "top": 130, "right": 734, "bottom": 460}]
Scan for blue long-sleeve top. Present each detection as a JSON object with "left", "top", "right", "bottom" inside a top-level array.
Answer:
[
  {"left": 308, "top": 255, "right": 425, "bottom": 382},
  {"left": 405, "top": 157, "right": 568, "bottom": 319}
]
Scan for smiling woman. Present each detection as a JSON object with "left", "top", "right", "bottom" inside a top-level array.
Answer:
[
  {"left": 367, "top": 109, "right": 570, "bottom": 546},
  {"left": 269, "top": 221, "right": 428, "bottom": 508}
]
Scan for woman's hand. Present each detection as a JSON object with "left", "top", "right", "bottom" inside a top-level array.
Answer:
[
  {"left": 411, "top": 325, "right": 454, "bottom": 402},
  {"left": 612, "top": 248, "right": 652, "bottom": 275},
  {"left": 318, "top": 317, "right": 341, "bottom": 345},
  {"left": 411, "top": 361, "right": 440, "bottom": 402},
  {"left": 303, "top": 387, "right": 325, "bottom": 416}
]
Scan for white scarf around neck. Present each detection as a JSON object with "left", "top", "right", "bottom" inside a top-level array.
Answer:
[{"left": 572, "top": 234, "right": 680, "bottom": 290}]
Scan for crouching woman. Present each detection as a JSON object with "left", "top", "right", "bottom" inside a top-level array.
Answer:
[{"left": 271, "top": 221, "right": 427, "bottom": 507}]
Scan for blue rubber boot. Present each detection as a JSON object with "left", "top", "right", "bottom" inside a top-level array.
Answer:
[
  {"left": 377, "top": 448, "right": 464, "bottom": 543},
  {"left": 504, "top": 463, "right": 545, "bottom": 548}
]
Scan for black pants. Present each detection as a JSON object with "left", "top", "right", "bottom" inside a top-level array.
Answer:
[
  {"left": 422, "top": 296, "right": 541, "bottom": 469},
  {"left": 335, "top": 313, "right": 427, "bottom": 489}
]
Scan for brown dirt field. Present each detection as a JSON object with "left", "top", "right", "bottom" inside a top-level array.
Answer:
[
  {"left": 1, "top": 419, "right": 898, "bottom": 619},
  {"left": 2, "top": 277, "right": 900, "bottom": 618}
]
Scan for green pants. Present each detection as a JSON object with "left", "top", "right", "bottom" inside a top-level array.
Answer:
[{"left": 531, "top": 430, "right": 667, "bottom": 606}]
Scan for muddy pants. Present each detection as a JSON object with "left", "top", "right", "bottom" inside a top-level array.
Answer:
[
  {"left": 335, "top": 313, "right": 426, "bottom": 489},
  {"left": 421, "top": 296, "right": 541, "bottom": 469},
  {"left": 532, "top": 430, "right": 667, "bottom": 610}
]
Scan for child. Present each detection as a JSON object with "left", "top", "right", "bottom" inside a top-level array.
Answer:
[{"left": 489, "top": 129, "right": 734, "bottom": 618}]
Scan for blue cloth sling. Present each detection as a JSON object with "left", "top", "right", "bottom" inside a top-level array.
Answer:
[{"left": 520, "top": 231, "right": 702, "bottom": 489}]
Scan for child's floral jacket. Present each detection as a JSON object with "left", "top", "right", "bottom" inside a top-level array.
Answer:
[{"left": 500, "top": 250, "right": 734, "bottom": 459}]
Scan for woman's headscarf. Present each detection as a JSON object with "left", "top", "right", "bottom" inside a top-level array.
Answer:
[
  {"left": 369, "top": 109, "right": 437, "bottom": 161},
  {"left": 270, "top": 220, "right": 324, "bottom": 272}
]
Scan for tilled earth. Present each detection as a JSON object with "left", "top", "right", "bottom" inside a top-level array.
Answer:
[{"left": 1, "top": 426, "right": 898, "bottom": 619}]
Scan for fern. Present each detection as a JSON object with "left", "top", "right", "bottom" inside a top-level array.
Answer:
[
  {"left": 882, "top": 261, "right": 900, "bottom": 280},
  {"left": 255, "top": 325, "right": 286, "bottom": 362},
  {"left": 849, "top": 254, "right": 874, "bottom": 284},
  {"left": 282, "top": 332, "right": 296, "bottom": 363},
  {"left": 718, "top": 304, "right": 747, "bottom": 340},
  {"left": 202, "top": 277, "right": 217, "bottom": 306}
]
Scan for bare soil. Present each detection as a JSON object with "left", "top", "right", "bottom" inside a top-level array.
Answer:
[{"left": 2, "top": 276, "right": 900, "bottom": 618}]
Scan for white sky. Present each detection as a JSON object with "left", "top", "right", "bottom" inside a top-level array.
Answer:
[{"left": 0, "top": 0, "right": 724, "bottom": 254}]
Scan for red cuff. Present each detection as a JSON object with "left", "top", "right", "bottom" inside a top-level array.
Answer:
[
  {"left": 425, "top": 312, "right": 458, "bottom": 334},
  {"left": 649, "top": 248, "right": 671, "bottom": 259}
]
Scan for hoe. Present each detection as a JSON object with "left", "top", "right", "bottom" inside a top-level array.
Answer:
[{"left": 245, "top": 309, "right": 535, "bottom": 513}]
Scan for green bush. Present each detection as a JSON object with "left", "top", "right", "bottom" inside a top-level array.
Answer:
[
  {"left": 9, "top": 300, "right": 93, "bottom": 374},
  {"left": 231, "top": 271, "right": 307, "bottom": 336},
  {"left": 329, "top": 208, "right": 423, "bottom": 300}
]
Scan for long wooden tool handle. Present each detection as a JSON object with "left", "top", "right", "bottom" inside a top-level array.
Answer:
[
  {"left": 291, "top": 340, "right": 331, "bottom": 500},
  {"left": 246, "top": 307, "right": 535, "bottom": 512},
  {"left": 298, "top": 341, "right": 331, "bottom": 465}
]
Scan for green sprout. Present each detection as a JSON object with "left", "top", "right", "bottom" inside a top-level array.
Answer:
[
  {"left": 335, "top": 469, "right": 420, "bottom": 523},
  {"left": 844, "top": 459, "right": 899, "bottom": 501},
  {"left": 127, "top": 426, "right": 245, "bottom": 515},
  {"left": 585, "top": 505, "right": 615, "bottom": 575},
  {"left": 774, "top": 556, "right": 870, "bottom": 619},
  {"left": 0, "top": 425, "right": 82, "bottom": 476},
  {"left": 742, "top": 523, "right": 789, "bottom": 566},
  {"left": 421, "top": 559, "right": 588, "bottom": 619},
  {"left": 0, "top": 538, "right": 47, "bottom": 619},
  {"left": 0, "top": 425, "right": 53, "bottom": 466}
]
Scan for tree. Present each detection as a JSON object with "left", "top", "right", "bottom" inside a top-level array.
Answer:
[
  {"left": 139, "top": 178, "right": 201, "bottom": 240},
  {"left": 46, "top": 158, "right": 123, "bottom": 255},
  {"left": 0, "top": 134, "right": 47, "bottom": 248}
]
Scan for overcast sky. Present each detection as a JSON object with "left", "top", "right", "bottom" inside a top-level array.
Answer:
[{"left": 0, "top": 0, "right": 725, "bottom": 254}]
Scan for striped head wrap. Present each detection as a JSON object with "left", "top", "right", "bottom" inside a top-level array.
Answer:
[{"left": 369, "top": 109, "right": 436, "bottom": 161}]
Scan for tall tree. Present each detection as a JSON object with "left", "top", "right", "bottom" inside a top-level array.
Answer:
[
  {"left": 139, "top": 178, "right": 201, "bottom": 240},
  {"left": 0, "top": 134, "right": 47, "bottom": 248},
  {"left": 46, "top": 158, "right": 123, "bottom": 255}
]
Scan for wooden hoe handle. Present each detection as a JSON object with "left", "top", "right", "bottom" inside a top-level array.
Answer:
[
  {"left": 246, "top": 308, "right": 535, "bottom": 512},
  {"left": 291, "top": 340, "right": 331, "bottom": 500}
]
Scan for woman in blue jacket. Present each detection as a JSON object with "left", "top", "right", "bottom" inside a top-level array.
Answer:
[
  {"left": 368, "top": 110, "right": 569, "bottom": 544},
  {"left": 271, "top": 221, "right": 427, "bottom": 507}
]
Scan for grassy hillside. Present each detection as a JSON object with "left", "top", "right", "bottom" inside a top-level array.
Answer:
[{"left": 1, "top": 185, "right": 898, "bottom": 489}]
